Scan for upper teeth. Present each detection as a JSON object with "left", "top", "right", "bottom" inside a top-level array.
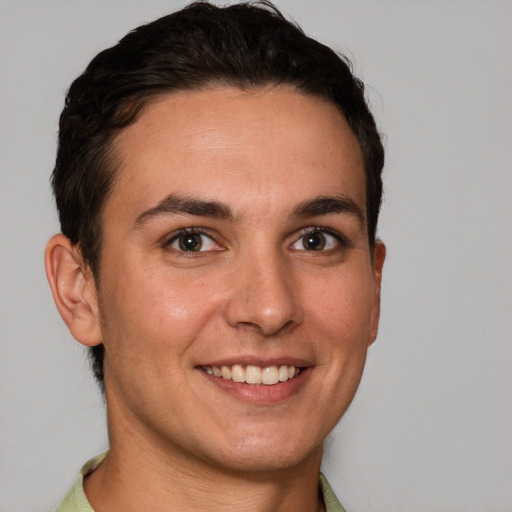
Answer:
[{"left": 201, "top": 364, "right": 301, "bottom": 386}]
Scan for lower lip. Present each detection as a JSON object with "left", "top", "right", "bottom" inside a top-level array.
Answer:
[{"left": 198, "top": 368, "right": 310, "bottom": 404}]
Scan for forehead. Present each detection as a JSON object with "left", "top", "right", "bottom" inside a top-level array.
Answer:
[{"left": 107, "top": 86, "right": 366, "bottom": 222}]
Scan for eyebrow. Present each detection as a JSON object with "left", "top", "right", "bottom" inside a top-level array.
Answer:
[
  {"left": 134, "top": 193, "right": 365, "bottom": 227},
  {"left": 134, "top": 194, "right": 233, "bottom": 226},
  {"left": 292, "top": 195, "right": 365, "bottom": 224}
]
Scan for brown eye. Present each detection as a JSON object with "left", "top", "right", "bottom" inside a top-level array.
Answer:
[
  {"left": 178, "top": 233, "right": 202, "bottom": 252},
  {"left": 303, "top": 231, "right": 326, "bottom": 251},
  {"left": 291, "top": 229, "right": 342, "bottom": 252},
  {"left": 167, "top": 231, "right": 220, "bottom": 252}
]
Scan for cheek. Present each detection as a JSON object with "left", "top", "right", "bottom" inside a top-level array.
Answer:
[
  {"left": 98, "top": 264, "right": 221, "bottom": 369},
  {"left": 311, "top": 274, "right": 373, "bottom": 405},
  {"left": 98, "top": 269, "right": 224, "bottom": 415},
  {"left": 307, "top": 269, "right": 374, "bottom": 343}
]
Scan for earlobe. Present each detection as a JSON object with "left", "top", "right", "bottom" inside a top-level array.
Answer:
[
  {"left": 45, "top": 234, "right": 102, "bottom": 347},
  {"left": 368, "top": 240, "right": 386, "bottom": 346}
]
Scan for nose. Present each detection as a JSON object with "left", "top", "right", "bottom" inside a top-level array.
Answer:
[{"left": 225, "top": 248, "right": 303, "bottom": 336}]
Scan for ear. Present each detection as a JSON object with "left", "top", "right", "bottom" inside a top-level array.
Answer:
[
  {"left": 368, "top": 240, "right": 386, "bottom": 346},
  {"left": 45, "top": 234, "right": 102, "bottom": 347}
]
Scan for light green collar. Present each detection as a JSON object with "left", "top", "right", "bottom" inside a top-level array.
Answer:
[{"left": 57, "top": 452, "right": 347, "bottom": 512}]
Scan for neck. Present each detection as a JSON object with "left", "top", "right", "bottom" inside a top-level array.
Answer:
[{"left": 84, "top": 399, "right": 325, "bottom": 512}]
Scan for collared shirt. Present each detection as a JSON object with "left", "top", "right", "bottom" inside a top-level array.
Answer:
[{"left": 57, "top": 452, "right": 347, "bottom": 512}]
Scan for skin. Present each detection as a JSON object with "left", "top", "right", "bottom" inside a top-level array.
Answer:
[{"left": 46, "top": 86, "right": 385, "bottom": 511}]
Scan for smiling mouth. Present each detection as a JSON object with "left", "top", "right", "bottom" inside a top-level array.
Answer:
[{"left": 200, "top": 364, "right": 303, "bottom": 386}]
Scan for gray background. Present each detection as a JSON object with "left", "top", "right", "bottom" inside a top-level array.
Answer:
[{"left": 1, "top": 1, "right": 511, "bottom": 511}]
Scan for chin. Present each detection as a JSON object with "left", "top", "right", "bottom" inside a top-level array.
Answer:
[{"left": 201, "top": 432, "right": 324, "bottom": 475}]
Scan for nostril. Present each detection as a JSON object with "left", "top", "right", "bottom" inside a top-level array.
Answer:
[{"left": 236, "top": 319, "right": 295, "bottom": 337}]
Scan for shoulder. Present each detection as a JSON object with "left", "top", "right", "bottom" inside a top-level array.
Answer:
[
  {"left": 55, "top": 452, "right": 107, "bottom": 512},
  {"left": 319, "top": 473, "right": 348, "bottom": 512}
]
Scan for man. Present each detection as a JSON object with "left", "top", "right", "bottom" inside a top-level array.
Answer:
[{"left": 45, "top": 2, "right": 385, "bottom": 511}]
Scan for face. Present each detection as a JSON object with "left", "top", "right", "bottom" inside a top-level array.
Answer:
[{"left": 95, "top": 86, "right": 384, "bottom": 473}]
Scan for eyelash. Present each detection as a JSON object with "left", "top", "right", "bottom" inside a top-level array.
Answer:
[
  {"left": 162, "top": 226, "right": 351, "bottom": 253},
  {"left": 163, "top": 227, "right": 219, "bottom": 252},
  {"left": 292, "top": 227, "right": 351, "bottom": 251}
]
